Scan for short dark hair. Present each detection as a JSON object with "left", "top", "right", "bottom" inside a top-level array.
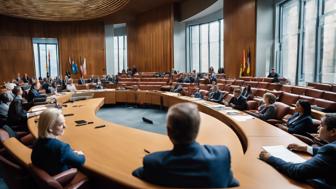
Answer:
[
  {"left": 167, "top": 103, "right": 200, "bottom": 144},
  {"left": 323, "top": 114, "right": 336, "bottom": 130},
  {"left": 0, "top": 93, "right": 12, "bottom": 103}
]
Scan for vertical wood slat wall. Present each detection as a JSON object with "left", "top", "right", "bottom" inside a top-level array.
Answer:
[
  {"left": 224, "top": 0, "right": 256, "bottom": 78},
  {"left": 127, "top": 4, "right": 174, "bottom": 72},
  {"left": 0, "top": 16, "right": 105, "bottom": 82}
]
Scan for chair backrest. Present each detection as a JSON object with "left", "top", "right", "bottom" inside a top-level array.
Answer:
[
  {"left": 305, "top": 88, "right": 324, "bottom": 98},
  {"left": 29, "top": 164, "right": 63, "bottom": 189},
  {"left": 274, "top": 102, "right": 290, "bottom": 120},
  {"left": 280, "top": 92, "right": 299, "bottom": 106}
]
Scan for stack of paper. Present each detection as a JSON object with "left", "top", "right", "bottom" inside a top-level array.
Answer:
[{"left": 262, "top": 145, "right": 306, "bottom": 163}]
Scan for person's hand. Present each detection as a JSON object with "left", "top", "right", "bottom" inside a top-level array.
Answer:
[
  {"left": 259, "top": 150, "right": 271, "bottom": 161},
  {"left": 230, "top": 103, "right": 235, "bottom": 107},
  {"left": 74, "top": 150, "right": 85, "bottom": 156},
  {"left": 287, "top": 144, "right": 307, "bottom": 152}
]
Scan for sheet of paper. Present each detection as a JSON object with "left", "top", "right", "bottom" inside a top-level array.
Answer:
[
  {"left": 231, "top": 115, "right": 254, "bottom": 122},
  {"left": 30, "top": 106, "right": 47, "bottom": 112},
  {"left": 262, "top": 145, "right": 306, "bottom": 164}
]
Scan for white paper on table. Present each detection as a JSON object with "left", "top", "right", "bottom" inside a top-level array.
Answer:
[
  {"left": 262, "top": 145, "right": 306, "bottom": 163},
  {"left": 30, "top": 106, "right": 47, "bottom": 112},
  {"left": 231, "top": 115, "right": 254, "bottom": 122}
]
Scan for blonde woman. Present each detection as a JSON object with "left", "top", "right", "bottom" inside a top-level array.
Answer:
[{"left": 31, "top": 108, "right": 85, "bottom": 175}]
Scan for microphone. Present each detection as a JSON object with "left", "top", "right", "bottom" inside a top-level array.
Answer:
[{"left": 142, "top": 117, "right": 153, "bottom": 124}]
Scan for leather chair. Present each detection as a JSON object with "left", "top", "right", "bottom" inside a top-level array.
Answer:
[
  {"left": 240, "top": 76, "right": 252, "bottom": 81},
  {"left": 281, "top": 85, "right": 292, "bottom": 93},
  {"left": 268, "top": 90, "right": 283, "bottom": 100},
  {"left": 257, "top": 82, "right": 269, "bottom": 89},
  {"left": 291, "top": 86, "right": 306, "bottom": 95},
  {"left": 314, "top": 83, "right": 332, "bottom": 91},
  {"left": 305, "top": 88, "right": 324, "bottom": 98},
  {"left": 262, "top": 78, "right": 274, "bottom": 83},
  {"left": 280, "top": 92, "right": 299, "bottom": 106},
  {"left": 225, "top": 80, "right": 235, "bottom": 85},
  {"left": 247, "top": 100, "right": 258, "bottom": 110},
  {"left": 233, "top": 80, "right": 244, "bottom": 86},
  {"left": 255, "top": 88, "right": 267, "bottom": 98},
  {"left": 266, "top": 102, "right": 290, "bottom": 125},
  {"left": 332, "top": 85, "right": 336, "bottom": 93},
  {"left": 244, "top": 81, "right": 258, "bottom": 88},
  {"left": 29, "top": 165, "right": 88, "bottom": 189},
  {"left": 322, "top": 91, "right": 336, "bottom": 102},
  {"left": 314, "top": 99, "right": 336, "bottom": 112},
  {"left": 267, "top": 83, "right": 282, "bottom": 91}
]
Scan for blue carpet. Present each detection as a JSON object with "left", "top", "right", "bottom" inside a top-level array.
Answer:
[{"left": 96, "top": 105, "right": 168, "bottom": 135}]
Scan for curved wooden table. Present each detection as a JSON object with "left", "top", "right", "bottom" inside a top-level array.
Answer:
[{"left": 28, "top": 90, "right": 312, "bottom": 189}]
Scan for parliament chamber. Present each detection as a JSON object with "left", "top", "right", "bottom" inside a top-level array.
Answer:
[{"left": 0, "top": 0, "right": 336, "bottom": 189}]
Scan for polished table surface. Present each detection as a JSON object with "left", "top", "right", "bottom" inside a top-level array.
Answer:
[{"left": 28, "top": 90, "right": 312, "bottom": 189}]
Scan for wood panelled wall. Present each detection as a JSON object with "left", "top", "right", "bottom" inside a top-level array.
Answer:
[
  {"left": 224, "top": 0, "right": 256, "bottom": 78},
  {"left": 127, "top": 4, "right": 174, "bottom": 72},
  {"left": 0, "top": 16, "right": 105, "bottom": 82}
]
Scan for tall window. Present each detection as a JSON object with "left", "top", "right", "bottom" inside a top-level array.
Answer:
[
  {"left": 276, "top": 0, "right": 336, "bottom": 84},
  {"left": 114, "top": 35, "right": 127, "bottom": 73},
  {"left": 33, "top": 38, "right": 59, "bottom": 78},
  {"left": 189, "top": 19, "right": 224, "bottom": 73},
  {"left": 320, "top": 0, "right": 336, "bottom": 83},
  {"left": 278, "top": 0, "right": 300, "bottom": 84}
]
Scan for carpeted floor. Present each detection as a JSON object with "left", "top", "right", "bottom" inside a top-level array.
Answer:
[{"left": 96, "top": 105, "right": 168, "bottom": 135}]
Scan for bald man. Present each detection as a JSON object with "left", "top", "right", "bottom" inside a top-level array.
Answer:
[{"left": 133, "top": 103, "right": 239, "bottom": 188}]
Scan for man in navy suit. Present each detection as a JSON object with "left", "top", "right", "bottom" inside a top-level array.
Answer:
[
  {"left": 260, "top": 113, "right": 336, "bottom": 188},
  {"left": 132, "top": 103, "right": 239, "bottom": 188}
]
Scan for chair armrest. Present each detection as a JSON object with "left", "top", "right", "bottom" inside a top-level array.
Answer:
[
  {"left": 53, "top": 168, "right": 77, "bottom": 185},
  {"left": 65, "top": 171, "right": 88, "bottom": 189},
  {"left": 245, "top": 110, "right": 259, "bottom": 118},
  {"left": 267, "top": 119, "right": 283, "bottom": 125},
  {"left": 293, "top": 134, "right": 314, "bottom": 145}
]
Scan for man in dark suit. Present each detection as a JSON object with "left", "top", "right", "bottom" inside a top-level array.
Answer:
[
  {"left": 260, "top": 114, "right": 336, "bottom": 188},
  {"left": 7, "top": 86, "right": 29, "bottom": 131},
  {"left": 208, "top": 84, "right": 224, "bottom": 103},
  {"left": 27, "top": 82, "right": 43, "bottom": 102},
  {"left": 267, "top": 68, "right": 280, "bottom": 83},
  {"left": 227, "top": 88, "right": 248, "bottom": 111},
  {"left": 133, "top": 103, "right": 239, "bottom": 188}
]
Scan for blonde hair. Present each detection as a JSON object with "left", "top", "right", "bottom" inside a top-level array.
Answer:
[{"left": 38, "top": 108, "right": 63, "bottom": 138}]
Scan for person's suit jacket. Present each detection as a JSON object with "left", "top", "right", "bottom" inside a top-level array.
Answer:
[
  {"left": 266, "top": 141, "right": 336, "bottom": 188},
  {"left": 7, "top": 96, "right": 27, "bottom": 128},
  {"left": 287, "top": 112, "right": 315, "bottom": 136},
  {"left": 229, "top": 96, "right": 248, "bottom": 110},
  {"left": 133, "top": 142, "right": 239, "bottom": 188},
  {"left": 258, "top": 104, "right": 276, "bottom": 120},
  {"left": 27, "top": 87, "right": 42, "bottom": 102},
  {"left": 31, "top": 138, "right": 85, "bottom": 176},
  {"left": 208, "top": 90, "right": 223, "bottom": 103}
]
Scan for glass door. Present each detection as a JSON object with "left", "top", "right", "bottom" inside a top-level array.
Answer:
[{"left": 33, "top": 38, "right": 59, "bottom": 79}]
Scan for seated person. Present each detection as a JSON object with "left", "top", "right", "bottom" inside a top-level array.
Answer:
[
  {"left": 31, "top": 109, "right": 85, "bottom": 176},
  {"left": 277, "top": 100, "right": 316, "bottom": 136},
  {"left": 133, "top": 103, "right": 239, "bottom": 188},
  {"left": 7, "top": 86, "right": 31, "bottom": 131},
  {"left": 192, "top": 88, "right": 203, "bottom": 99},
  {"left": 131, "top": 65, "right": 138, "bottom": 76},
  {"left": 208, "top": 84, "right": 223, "bottom": 103},
  {"left": 0, "top": 92, "right": 13, "bottom": 126},
  {"left": 66, "top": 79, "right": 77, "bottom": 92},
  {"left": 27, "top": 81, "right": 43, "bottom": 102},
  {"left": 41, "top": 78, "right": 52, "bottom": 94},
  {"left": 226, "top": 88, "right": 248, "bottom": 111},
  {"left": 171, "top": 84, "right": 183, "bottom": 93},
  {"left": 267, "top": 68, "right": 280, "bottom": 83},
  {"left": 260, "top": 114, "right": 336, "bottom": 188},
  {"left": 241, "top": 85, "right": 254, "bottom": 100},
  {"left": 256, "top": 93, "right": 277, "bottom": 120},
  {"left": 95, "top": 80, "right": 104, "bottom": 90},
  {"left": 78, "top": 76, "right": 85, "bottom": 85}
]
